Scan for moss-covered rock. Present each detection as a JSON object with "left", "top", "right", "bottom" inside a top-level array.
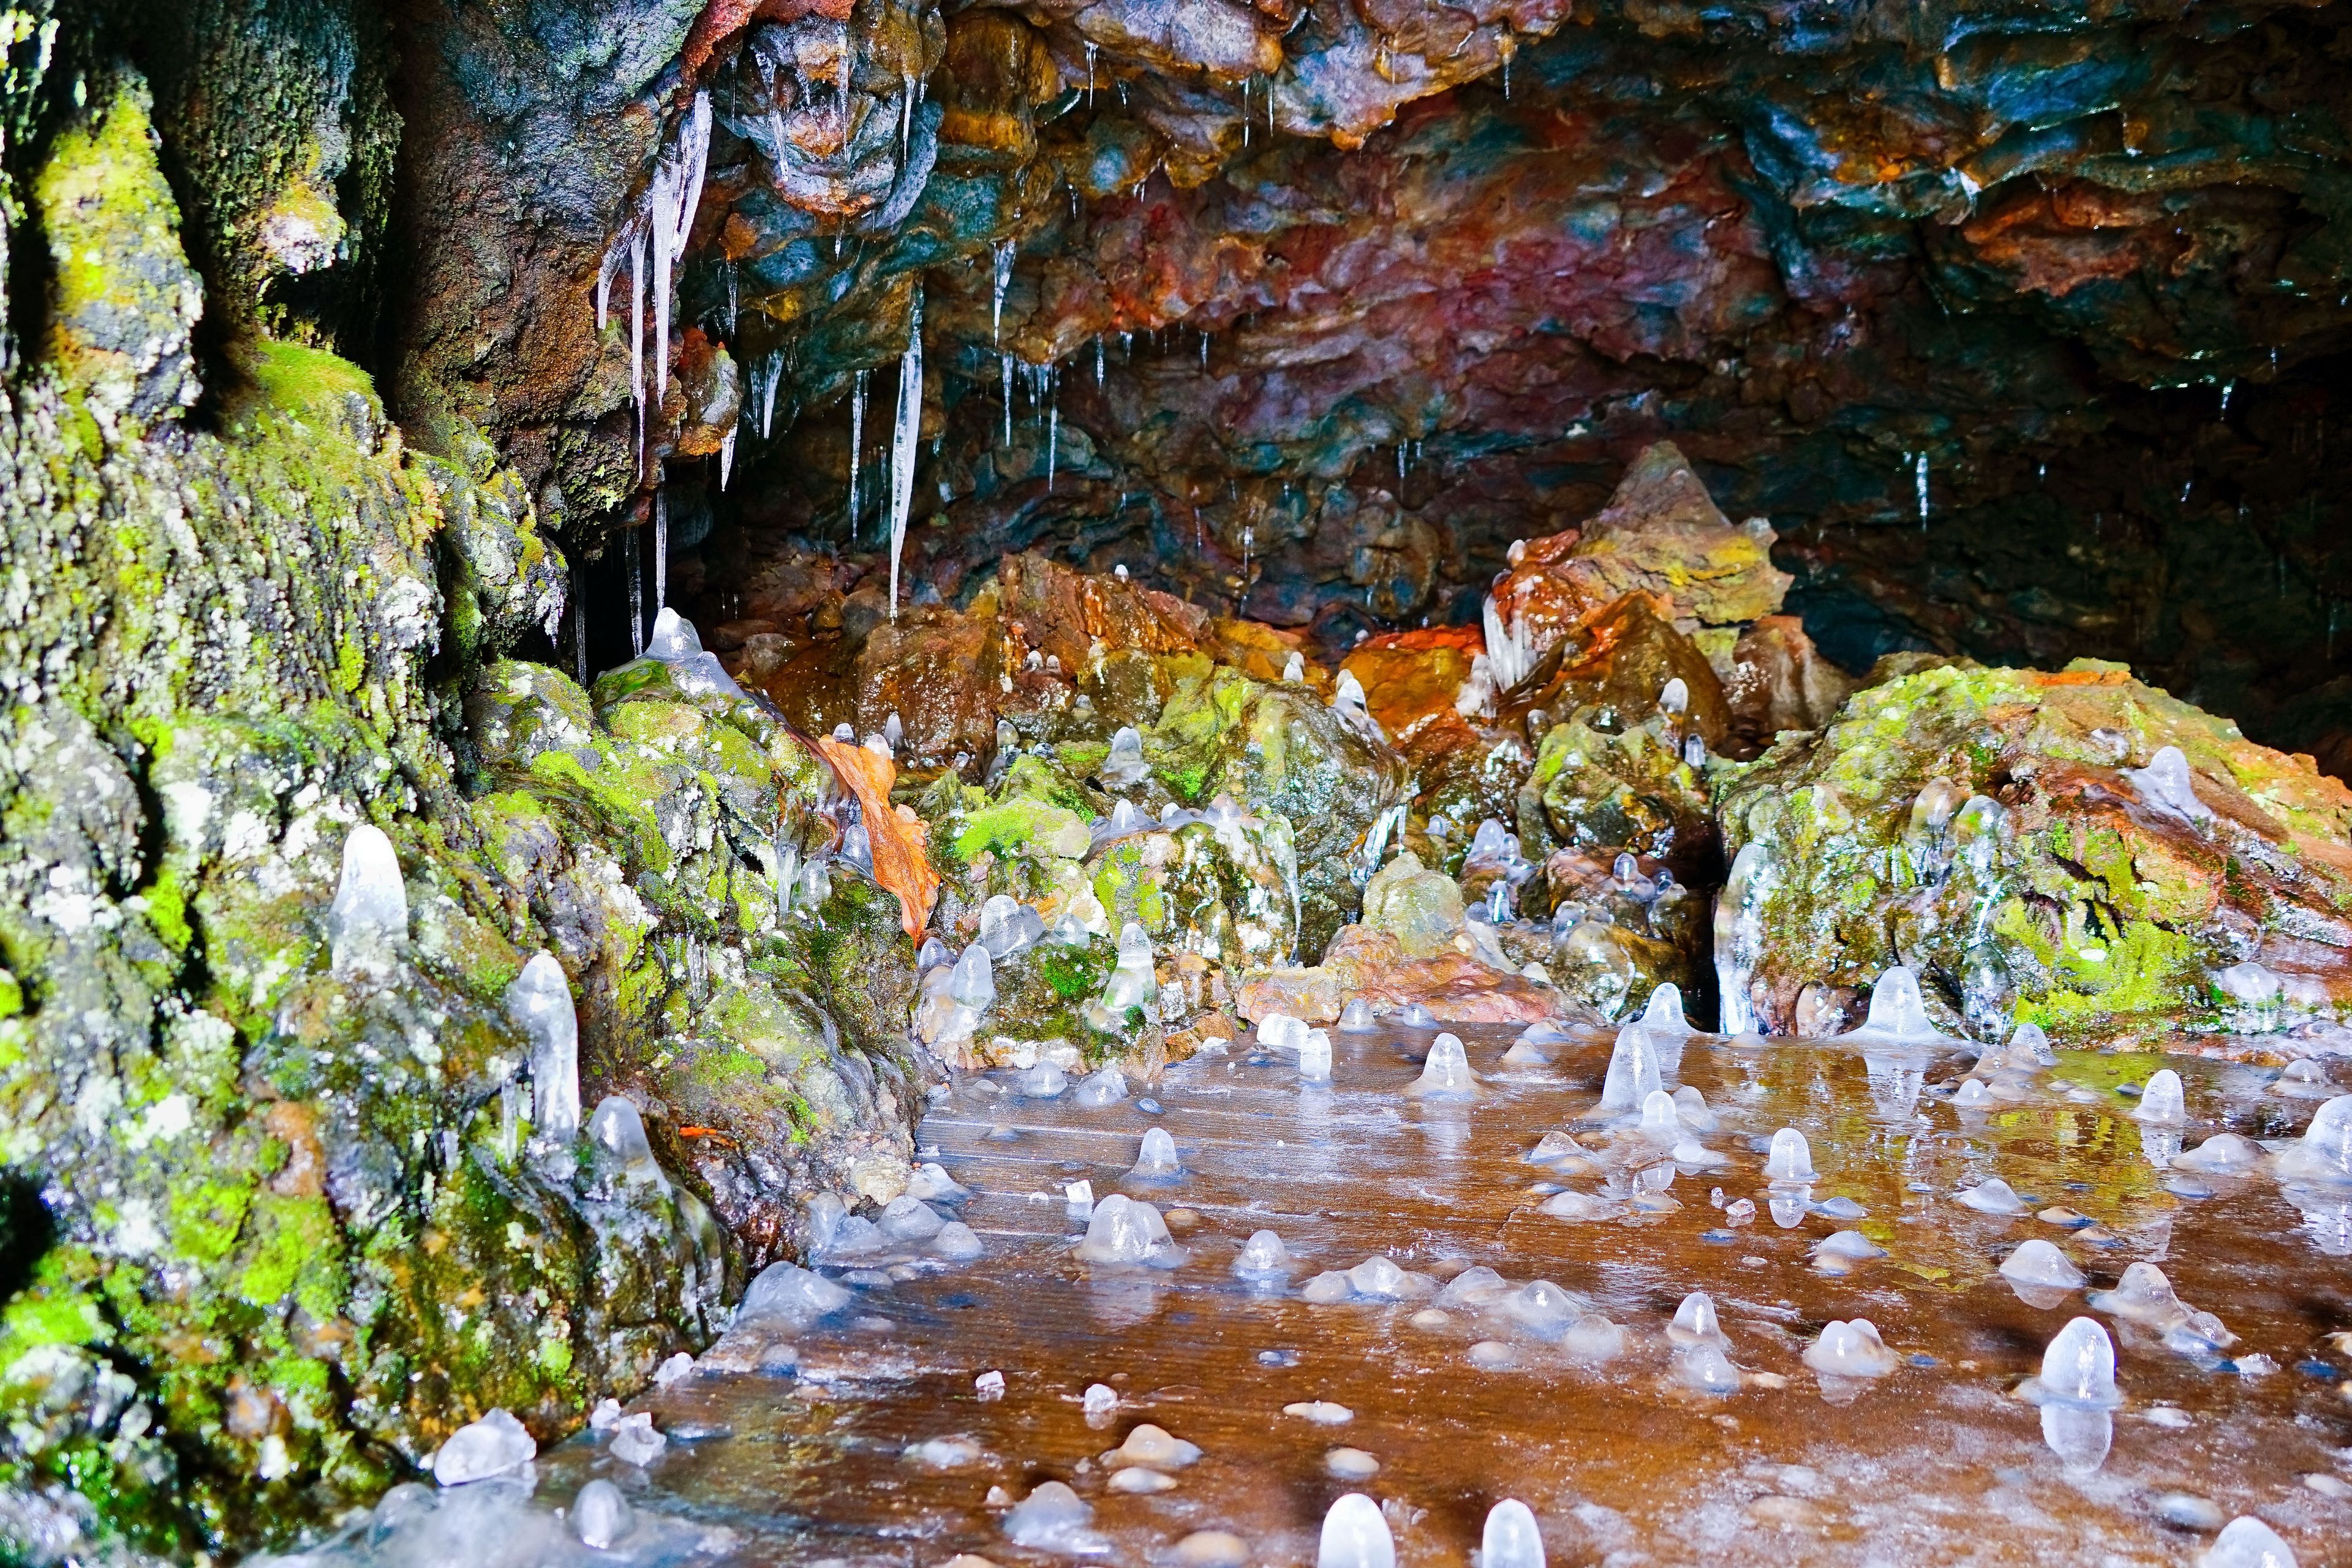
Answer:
[{"left": 1713, "top": 659, "right": 2352, "bottom": 1046}]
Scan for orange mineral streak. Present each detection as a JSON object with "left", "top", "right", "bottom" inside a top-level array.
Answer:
[
  {"left": 812, "top": 735, "right": 941, "bottom": 941},
  {"left": 682, "top": 0, "right": 853, "bottom": 77}
]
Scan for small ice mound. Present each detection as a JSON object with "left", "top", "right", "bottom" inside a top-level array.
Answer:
[
  {"left": 2134, "top": 1068, "right": 2187, "bottom": 1123},
  {"left": 1074, "top": 1194, "right": 1187, "bottom": 1268},
  {"left": 1527, "top": 1131, "right": 1588, "bottom": 1166},
  {"left": 1482, "top": 1498, "right": 1547, "bottom": 1568},
  {"left": 933, "top": 1221, "right": 984, "bottom": 1261},
  {"left": 1397, "top": 1002, "right": 1438, "bottom": 1029},
  {"left": 1765, "top": 1128, "right": 1818, "bottom": 1183},
  {"left": 1597, "top": 1024, "right": 1663, "bottom": 1114},
  {"left": 1232, "top": 1229, "right": 1294, "bottom": 1281},
  {"left": 1668, "top": 1291, "right": 1726, "bottom": 1347},
  {"left": 1638, "top": 1089, "right": 1681, "bottom": 1144},
  {"left": 1468, "top": 1340, "right": 1518, "bottom": 1370},
  {"left": 2199, "top": 1517, "right": 2299, "bottom": 1568},
  {"left": 906, "top": 1435, "right": 987, "bottom": 1468},
  {"left": 2126, "top": 744, "right": 2213, "bottom": 824},
  {"left": 1956, "top": 1177, "right": 2027, "bottom": 1215},
  {"left": 1672, "top": 1085, "right": 1717, "bottom": 1132},
  {"left": 1019, "top": 1060, "right": 1068, "bottom": 1099},
  {"left": 1563, "top": 1314, "right": 1627, "bottom": 1362},
  {"left": 948, "top": 944, "right": 997, "bottom": 1011},
  {"left": 651, "top": 1350, "right": 693, "bottom": 1388},
  {"left": 1109, "top": 1466, "right": 1176, "bottom": 1494},
  {"left": 1003, "top": 1481, "right": 1107, "bottom": 1553},
  {"left": 1435, "top": 1266, "right": 1513, "bottom": 1308},
  {"left": 1176, "top": 1530, "right": 1251, "bottom": 1568},
  {"left": 2000, "top": 1238, "right": 2086, "bottom": 1292},
  {"left": 1074, "top": 1064, "right": 1130, "bottom": 1107},
  {"left": 2273, "top": 1093, "right": 2352, "bottom": 1185},
  {"left": 2027, "top": 1316, "right": 2122, "bottom": 1410},
  {"left": 572, "top": 1478, "right": 632, "bottom": 1548},
  {"left": 2041, "top": 1402, "right": 2113, "bottom": 1474},
  {"left": 1317, "top": 1493, "right": 1395, "bottom": 1568},
  {"left": 736, "top": 1261, "right": 853, "bottom": 1330},
  {"left": 1284, "top": 1400, "right": 1354, "bottom": 1425},
  {"left": 1803, "top": 1319, "right": 1897, "bottom": 1378},
  {"left": 2172, "top": 1131, "right": 2264, "bottom": 1175},
  {"left": 1640, "top": 983, "right": 1692, "bottom": 1036},
  {"left": 2276, "top": 1058, "right": 2336, "bottom": 1100},
  {"left": 1131, "top": 1126, "right": 1183, "bottom": 1180},
  {"left": 330, "top": 823, "right": 408, "bottom": 975},
  {"left": 1325, "top": 1448, "right": 1382, "bottom": 1481},
  {"left": 1814, "top": 1195, "right": 1868, "bottom": 1219},
  {"left": 1346, "top": 1255, "right": 1431, "bottom": 1301},
  {"left": 1112, "top": 1422, "right": 1201, "bottom": 1470},
  {"left": 1259, "top": 1012, "right": 1310, "bottom": 1050},
  {"left": 1676, "top": 1342, "right": 1742, "bottom": 1395},
  {"left": 1300, "top": 1030, "right": 1333, "bottom": 1083},
  {"left": 1101, "top": 725, "right": 1151, "bottom": 786},
  {"left": 1084, "top": 1384, "right": 1118, "bottom": 1416},
  {"left": 1518, "top": 1020, "right": 1576, "bottom": 1046},
  {"left": 1844, "top": 964, "right": 1944, "bottom": 1042},
  {"left": 880, "top": 1195, "right": 946, "bottom": 1243},
  {"left": 1541, "top": 1189, "right": 1623, "bottom": 1222},
  {"left": 608, "top": 1412, "right": 665, "bottom": 1466},
  {"left": 432, "top": 1408, "right": 535, "bottom": 1485},
  {"left": 2005, "top": 1020, "right": 2058, "bottom": 1066},
  {"left": 1504, "top": 1280, "right": 1584, "bottom": 1340},
  {"left": 1410, "top": 1033, "right": 1479, "bottom": 1096},
  {"left": 1953, "top": 1080, "right": 1993, "bottom": 1109},
  {"left": 907, "top": 1161, "right": 968, "bottom": 1200},
  {"left": 1813, "top": 1230, "right": 1884, "bottom": 1262},
  {"left": 2087, "top": 1262, "right": 2190, "bottom": 1328},
  {"left": 1499, "top": 1040, "right": 1550, "bottom": 1069},
  {"left": 1338, "top": 997, "right": 1380, "bottom": 1032}
]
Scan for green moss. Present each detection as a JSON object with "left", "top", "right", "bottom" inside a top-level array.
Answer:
[
  {"left": 235, "top": 1194, "right": 345, "bottom": 1321},
  {"left": 241, "top": 339, "right": 381, "bottom": 426}
]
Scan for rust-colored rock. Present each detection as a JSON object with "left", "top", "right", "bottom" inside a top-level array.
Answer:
[
  {"left": 998, "top": 549, "right": 1210, "bottom": 674},
  {"left": 1341, "top": 624, "right": 1483, "bottom": 742},
  {"left": 1502, "top": 592, "right": 1731, "bottom": 750},
  {"left": 1724, "top": 614, "right": 1853, "bottom": 756}
]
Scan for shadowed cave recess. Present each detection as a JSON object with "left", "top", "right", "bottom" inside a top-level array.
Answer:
[{"left": 4, "top": 0, "right": 2352, "bottom": 1557}]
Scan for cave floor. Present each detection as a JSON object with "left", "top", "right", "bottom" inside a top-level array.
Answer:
[{"left": 537, "top": 1027, "right": 2352, "bottom": 1566}]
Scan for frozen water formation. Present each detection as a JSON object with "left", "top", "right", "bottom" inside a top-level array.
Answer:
[
  {"left": 1299, "top": 1028, "right": 1333, "bottom": 1082},
  {"left": 736, "top": 1262, "right": 853, "bottom": 1330},
  {"left": 2171, "top": 1132, "right": 2265, "bottom": 1175},
  {"left": 1338, "top": 997, "right": 1379, "bottom": 1032},
  {"left": 2200, "top": 1518, "right": 2300, "bottom": 1568},
  {"left": 432, "top": 1409, "right": 535, "bottom": 1485},
  {"left": 2086, "top": 1262, "right": 2235, "bottom": 1357},
  {"left": 1803, "top": 1319, "right": 1898, "bottom": 1378},
  {"left": 1232, "top": 1229, "right": 1294, "bottom": 1280},
  {"left": 1397, "top": 1002, "right": 1438, "bottom": 1028},
  {"left": 587, "top": 1096, "right": 666, "bottom": 1187},
  {"left": 1076, "top": 1194, "right": 1186, "bottom": 1268},
  {"left": 1317, "top": 1493, "right": 1395, "bottom": 1568},
  {"left": 1765, "top": 1128, "right": 1817, "bottom": 1183},
  {"left": 608, "top": 1411, "right": 665, "bottom": 1467},
  {"left": 504, "top": 951, "right": 580, "bottom": 1141},
  {"left": 1482, "top": 1499, "right": 1546, "bottom": 1568},
  {"left": 1956, "top": 1177, "right": 2027, "bottom": 1215},
  {"left": 1676, "top": 1342, "right": 1742, "bottom": 1394},
  {"left": 1259, "top": 1012, "right": 1311, "bottom": 1050},
  {"left": 1842, "top": 965, "right": 1947, "bottom": 1042},
  {"left": 330, "top": 824, "right": 407, "bottom": 976},
  {"left": 1101, "top": 922, "right": 1158, "bottom": 1011},
  {"left": 2126, "top": 744, "right": 2213, "bottom": 823},
  {"left": 1411, "top": 1033, "right": 1479, "bottom": 1096},
  {"left": 1004, "top": 1481, "right": 1107, "bottom": 1553},
  {"left": 1074, "top": 1064, "right": 1129, "bottom": 1107},
  {"left": 2274, "top": 1094, "right": 2352, "bottom": 1184},
  {"left": 571, "top": 1479, "right": 631, "bottom": 1548},
  {"left": 1112, "top": 1423, "right": 1202, "bottom": 1469},
  {"left": 645, "top": 607, "right": 747, "bottom": 698},
  {"left": 1638, "top": 1089, "right": 1681, "bottom": 1144},
  {"left": 1131, "top": 1126, "right": 1183, "bottom": 1178},
  {"left": 2000, "top": 1238, "right": 2086, "bottom": 1291},
  {"left": 1019, "top": 1060, "right": 1068, "bottom": 1099},
  {"left": 1640, "top": 983, "right": 1692, "bottom": 1035},
  {"left": 1598, "top": 1024, "right": 1663, "bottom": 1113},
  {"left": 2134, "top": 1068, "right": 2187, "bottom": 1123},
  {"left": 2029, "top": 1317, "right": 2122, "bottom": 1408},
  {"left": 1668, "top": 1291, "right": 1726, "bottom": 1346}
]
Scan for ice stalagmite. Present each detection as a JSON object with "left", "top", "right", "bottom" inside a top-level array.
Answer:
[
  {"left": 1482, "top": 1499, "right": 1545, "bottom": 1568},
  {"left": 331, "top": 824, "right": 407, "bottom": 976},
  {"left": 887, "top": 290, "right": 924, "bottom": 620},
  {"left": 505, "top": 952, "right": 580, "bottom": 1140},
  {"left": 1318, "top": 1494, "right": 1395, "bottom": 1568}
]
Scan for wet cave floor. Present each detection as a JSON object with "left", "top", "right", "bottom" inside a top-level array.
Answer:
[{"left": 520, "top": 1025, "right": 2352, "bottom": 1566}]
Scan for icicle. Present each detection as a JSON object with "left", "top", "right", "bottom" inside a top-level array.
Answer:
[
  {"left": 654, "top": 489, "right": 668, "bottom": 611},
  {"left": 899, "top": 70, "right": 913, "bottom": 167},
  {"left": 1242, "top": 76, "right": 1251, "bottom": 147},
  {"left": 1915, "top": 451, "right": 1929, "bottom": 530},
  {"left": 839, "top": 23, "right": 852, "bottom": 119},
  {"left": 2221, "top": 379, "right": 2236, "bottom": 412},
  {"left": 1096, "top": 337, "right": 1106, "bottom": 386},
  {"left": 1047, "top": 396, "right": 1058, "bottom": 491},
  {"left": 849, "top": 368, "right": 869, "bottom": 537},
  {"left": 721, "top": 427, "right": 737, "bottom": 490},
  {"left": 627, "top": 529, "right": 644, "bottom": 657},
  {"left": 628, "top": 228, "right": 646, "bottom": 439},
  {"left": 887, "top": 290, "right": 924, "bottom": 622},
  {"left": 1085, "top": 40, "right": 1098, "bottom": 104},
  {"left": 571, "top": 560, "right": 589, "bottom": 687},
  {"left": 1001, "top": 354, "right": 1014, "bottom": 446},
  {"left": 1502, "top": 46, "right": 1512, "bottom": 99}
]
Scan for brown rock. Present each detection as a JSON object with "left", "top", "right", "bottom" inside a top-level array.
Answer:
[
  {"left": 1502, "top": 592, "right": 1731, "bottom": 750},
  {"left": 1340, "top": 624, "right": 1484, "bottom": 743},
  {"left": 998, "top": 550, "right": 1208, "bottom": 676},
  {"left": 852, "top": 605, "right": 1009, "bottom": 767},
  {"left": 1725, "top": 615, "right": 1853, "bottom": 756}
]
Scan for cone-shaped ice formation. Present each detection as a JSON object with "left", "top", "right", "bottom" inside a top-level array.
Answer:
[
  {"left": 573, "top": 1479, "right": 632, "bottom": 1548},
  {"left": 1564, "top": 1314, "right": 1626, "bottom": 1360},
  {"left": 2087, "top": 1262, "right": 2185, "bottom": 1326},
  {"left": 1102, "top": 725, "right": 1151, "bottom": 786},
  {"left": 2134, "top": 1068, "right": 2187, "bottom": 1123},
  {"left": 1505, "top": 1280, "right": 1581, "bottom": 1339},
  {"left": 1676, "top": 1343, "right": 1741, "bottom": 1395},
  {"left": 1803, "top": 1319, "right": 1897, "bottom": 1378},
  {"left": 1844, "top": 965, "right": 1944, "bottom": 1042},
  {"left": 1004, "top": 1482, "right": 1105, "bottom": 1552},
  {"left": 2036, "top": 1316, "right": 2121, "bottom": 1408},
  {"left": 2200, "top": 1517, "right": 2299, "bottom": 1568},
  {"left": 1131, "top": 1126, "right": 1182, "bottom": 1178},
  {"left": 2005, "top": 1021, "right": 2057, "bottom": 1066},
  {"left": 1076, "top": 1194, "right": 1185, "bottom": 1268},
  {"left": 1954, "top": 1080, "right": 1993, "bottom": 1108},
  {"left": 1410, "top": 1033, "right": 1479, "bottom": 1096},
  {"left": 1397, "top": 1002, "right": 1437, "bottom": 1028},
  {"left": 1668, "top": 1291, "right": 1725, "bottom": 1346},
  {"left": 1338, "top": 998, "right": 1379, "bottom": 1032},
  {"left": 1765, "top": 1128, "right": 1818, "bottom": 1183},
  {"left": 2000, "top": 1238, "right": 2086, "bottom": 1291},
  {"left": 1019, "top": 1061, "right": 1068, "bottom": 1099},
  {"left": 948, "top": 945, "right": 997, "bottom": 1009},
  {"left": 1640, "top": 983, "right": 1692, "bottom": 1035},
  {"left": 1075, "top": 1064, "right": 1130, "bottom": 1107},
  {"left": 506, "top": 952, "right": 580, "bottom": 1141},
  {"left": 1318, "top": 1493, "right": 1395, "bottom": 1568},
  {"left": 979, "top": 895, "right": 1046, "bottom": 959},
  {"left": 1299, "top": 1030, "right": 1333, "bottom": 1082},
  {"left": 1232, "top": 1229, "right": 1292, "bottom": 1279},
  {"left": 1813, "top": 1230, "right": 1885, "bottom": 1261},
  {"left": 587, "top": 1096, "right": 666, "bottom": 1186},
  {"left": 1598, "top": 1025, "right": 1662, "bottom": 1113},
  {"left": 432, "top": 1408, "right": 535, "bottom": 1484},
  {"left": 2173, "top": 1132, "right": 2264, "bottom": 1174},
  {"left": 1101, "top": 922, "right": 1157, "bottom": 1011},
  {"left": 2125, "top": 745, "right": 2212, "bottom": 823},
  {"left": 2275, "top": 1094, "right": 2352, "bottom": 1184},
  {"left": 1113, "top": 1422, "right": 1202, "bottom": 1469},
  {"left": 736, "top": 1261, "right": 853, "bottom": 1328},
  {"left": 1638, "top": 1089, "right": 1680, "bottom": 1144},
  {"left": 1956, "top": 1177, "right": 2026, "bottom": 1215},
  {"left": 330, "top": 824, "right": 407, "bottom": 975},
  {"left": 1481, "top": 1499, "right": 1545, "bottom": 1568}
]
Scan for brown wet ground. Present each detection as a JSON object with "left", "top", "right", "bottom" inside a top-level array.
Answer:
[{"left": 539, "top": 1025, "right": 2352, "bottom": 1566}]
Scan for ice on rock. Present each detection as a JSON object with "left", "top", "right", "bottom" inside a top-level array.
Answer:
[
  {"left": 1669, "top": 1292, "right": 1726, "bottom": 1347},
  {"left": 979, "top": 895, "right": 1046, "bottom": 959},
  {"left": 2034, "top": 1316, "right": 2122, "bottom": 1408},
  {"left": 736, "top": 1261, "right": 854, "bottom": 1329},
  {"left": 1232, "top": 1229, "right": 1294, "bottom": 1280},
  {"left": 1112, "top": 1422, "right": 1201, "bottom": 1469},
  {"left": 1504, "top": 1280, "right": 1583, "bottom": 1340},
  {"left": 2274, "top": 1094, "right": 2352, "bottom": 1184},
  {"left": 1957, "top": 1177, "right": 2027, "bottom": 1215},
  {"left": 1803, "top": 1319, "right": 1898, "bottom": 1378},
  {"left": 1074, "top": 1065, "right": 1130, "bottom": 1107},
  {"left": 1562, "top": 1314, "right": 1627, "bottom": 1361},
  {"left": 1528, "top": 1131, "right": 1587, "bottom": 1166},
  {"left": 1019, "top": 1061, "right": 1068, "bottom": 1099},
  {"left": 1003, "top": 1481, "right": 1107, "bottom": 1553},
  {"left": 917, "top": 935, "right": 952, "bottom": 971},
  {"left": 948, "top": 945, "right": 997, "bottom": 1010},
  {"left": 1954, "top": 1079, "right": 1994, "bottom": 1108},
  {"left": 505, "top": 952, "right": 581, "bottom": 1142},
  {"left": 2087, "top": 1262, "right": 2189, "bottom": 1327},
  {"left": 1317, "top": 1493, "right": 1395, "bottom": 1568},
  {"left": 1598, "top": 1024, "right": 1663, "bottom": 1113},
  {"left": 608, "top": 1412, "right": 666, "bottom": 1467},
  {"left": 2041, "top": 1402, "right": 2113, "bottom": 1474},
  {"left": 1640, "top": 983, "right": 1692, "bottom": 1035},
  {"left": 1131, "top": 1126, "right": 1182, "bottom": 1178},
  {"left": 1638, "top": 1090, "right": 1681, "bottom": 1144},
  {"left": 2134, "top": 1068, "right": 2187, "bottom": 1123},
  {"left": 1299, "top": 1030, "right": 1333, "bottom": 1082},
  {"left": 1812, "top": 1229, "right": 1885, "bottom": 1263},
  {"left": 1543, "top": 1189, "right": 1623, "bottom": 1221},
  {"left": 2126, "top": 745, "right": 2213, "bottom": 823},
  {"left": 1258, "top": 1012, "right": 1310, "bottom": 1050},
  {"left": 1338, "top": 998, "right": 1379, "bottom": 1032},
  {"left": 1410, "top": 1033, "right": 1479, "bottom": 1096},
  {"left": 571, "top": 1478, "right": 633, "bottom": 1548},
  {"left": 1101, "top": 922, "right": 1158, "bottom": 1011},
  {"left": 2005, "top": 1020, "right": 2057, "bottom": 1066},
  {"left": 652, "top": 1350, "right": 693, "bottom": 1387},
  {"left": 2172, "top": 1132, "right": 2264, "bottom": 1174},
  {"left": 330, "top": 824, "right": 408, "bottom": 976},
  {"left": 1285, "top": 1400, "right": 1355, "bottom": 1424},
  {"left": 880, "top": 1196, "right": 946, "bottom": 1242},
  {"left": 1435, "top": 1267, "right": 1512, "bottom": 1308},
  {"left": 2000, "top": 1238, "right": 2086, "bottom": 1291},
  {"left": 907, "top": 1161, "right": 971, "bottom": 1201},
  {"left": 587, "top": 1096, "right": 666, "bottom": 1187},
  {"left": 1676, "top": 1342, "right": 1743, "bottom": 1395},
  {"left": 1765, "top": 1128, "right": 1818, "bottom": 1183},
  {"left": 1844, "top": 965, "right": 1945, "bottom": 1042},
  {"left": 432, "top": 1409, "right": 535, "bottom": 1485},
  {"left": 1085, "top": 1383, "right": 1118, "bottom": 1415},
  {"left": 1075, "top": 1194, "right": 1186, "bottom": 1268},
  {"left": 2200, "top": 1518, "right": 2299, "bottom": 1568},
  {"left": 1102, "top": 725, "right": 1151, "bottom": 786},
  {"left": 1672, "top": 1085, "right": 1717, "bottom": 1131},
  {"left": 933, "top": 1222, "right": 985, "bottom": 1261},
  {"left": 1109, "top": 1465, "right": 1177, "bottom": 1494},
  {"left": 1347, "top": 1256, "right": 1420, "bottom": 1300},
  {"left": 1482, "top": 1499, "right": 1546, "bottom": 1568}
]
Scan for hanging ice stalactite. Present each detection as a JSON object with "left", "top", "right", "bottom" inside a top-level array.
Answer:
[
  {"left": 1001, "top": 353, "right": 1014, "bottom": 447},
  {"left": 887, "top": 290, "right": 925, "bottom": 622},
  {"left": 1096, "top": 337, "right": 1106, "bottom": 386},
  {"left": 1085, "top": 40, "right": 1098, "bottom": 103},
  {"left": 594, "top": 91, "right": 710, "bottom": 479},
  {"left": 849, "top": 368, "right": 869, "bottom": 538},
  {"left": 992, "top": 240, "right": 1014, "bottom": 344},
  {"left": 627, "top": 528, "right": 645, "bottom": 657},
  {"left": 1915, "top": 451, "right": 1930, "bottom": 530},
  {"left": 654, "top": 487, "right": 669, "bottom": 612},
  {"left": 720, "top": 427, "right": 737, "bottom": 490},
  {"left": 1047, "top": 392, "right": 1059, "bottom": 491}
]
